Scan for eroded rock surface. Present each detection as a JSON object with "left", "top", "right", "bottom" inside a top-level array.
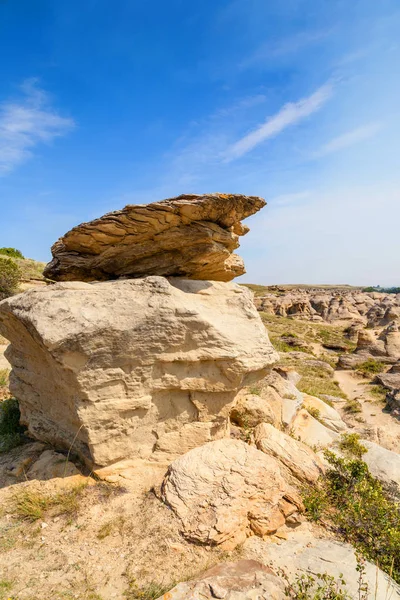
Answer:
[
  {"left": 0, "top": 277, "right": 277, "bottom": 468},
  {"left": 255, "top": 288, "right": 400, "bottom": 326},
  {"left": 155, "top": 560, "right": 285, "bottom": 600},
  {"left": 161, "top": 439, "right": 304, "bottom": 549},
  {"left": 43, "top": 193, "right": 265, "bottom": 283}
]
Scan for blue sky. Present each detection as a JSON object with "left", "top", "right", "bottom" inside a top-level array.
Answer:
[{"left": 0, "top": 0, "right": 399, "bottom": 285}]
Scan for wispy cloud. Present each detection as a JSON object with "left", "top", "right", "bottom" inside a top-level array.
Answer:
[
  {"left": 316, "top": 122, "right": 383, "bottom": 157},
  {"left": 0, "top": 78, "right": 75, "bottom": 175},
  {"left": 223, "top": 83, "right": 333, "bottom": 162},
  {"left": 240, "top": 29, "right": 331, "bottom": 70}
]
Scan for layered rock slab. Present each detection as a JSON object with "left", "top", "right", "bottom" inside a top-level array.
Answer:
[
  {"left": 43, "top": 193, "right": 266, "bottom": 282},
  {"left": 0, "top": 277, "right": 277, "bottom": 467}
]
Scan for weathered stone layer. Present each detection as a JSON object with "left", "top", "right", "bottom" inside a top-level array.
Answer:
[{"left": 44, "top": 193, "right": 266, "bottom": 282}]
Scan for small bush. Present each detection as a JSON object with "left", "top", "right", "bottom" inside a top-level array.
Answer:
[
  {"left": 280, "top": 570, "right": 351, "bottom": 600},
  {"left": 0, "top": 247, "right": 24, "bottom": 259},
  {"left": 303, "top": 450, "right": 400, "bottom": 584},
  {"left": 0, "top": 258, "right": 20, "bottom": 300},
  {"left": 356, "top": 359, "right": 385, "bottom": 376},
  {"left": 338, "top": 433, "right": 367, "bottom": 459},
  {"left": 369, "top": 384, "right": 387, "bottom": 403},
  {"left": 305, "top": 406, "right": 321, "bottom": 420},
  {"left": 343, "top": 398, "right": 362, "bottom": 414},
  {"left": 0, "top": 398, "right": 26, "bottom": 453}
]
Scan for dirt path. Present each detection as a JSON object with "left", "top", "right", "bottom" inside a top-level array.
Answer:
[{"left": 334, "top": 369, "right": 400, "bottom": 452}]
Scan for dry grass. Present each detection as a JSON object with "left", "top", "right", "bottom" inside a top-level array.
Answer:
[
  {"left": 260, "top": 313, "right": 355, "bottom": 352},
  {"left": 12, "top": 483, "right": 89, "bottom": 522},
  {"left": 11, "top": 480, "right": 125, "bottom": 522},
  {"left": 0, "top": 254, "right": 45, "bottom": 281},
  {"left": 0, "top": 369, "right": 8, "bottom": 387}
]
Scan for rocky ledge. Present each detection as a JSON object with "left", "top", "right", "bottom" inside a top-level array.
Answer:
[{"left": 44, "top": 193, "right": 265, "bottom": 282}]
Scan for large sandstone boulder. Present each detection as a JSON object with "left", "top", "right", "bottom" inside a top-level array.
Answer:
[
  {"left": 43, "top": 193, "right": 265, "bottom": 283},
  {"left": 243, "top": 535, "right": 400, "bottom": 599},
  {"left": 254, "top": 423, "right": 324, "bottom": 483},
  {"left": 161, "top": 439, "right": 304, "bottom": 549},
  {"left": 0, "top": 277, "right": 277, "bottom": 467}
]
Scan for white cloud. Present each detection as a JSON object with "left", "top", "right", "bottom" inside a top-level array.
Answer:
[
  {"left": 223, "top": 83, "right": 333, "bottom": 162},
  {"left": 0, "top": 78, "right": 75, "bottom": 175},
  {"left": 316, "top": 122, "right": 383, "bottom": 157}
]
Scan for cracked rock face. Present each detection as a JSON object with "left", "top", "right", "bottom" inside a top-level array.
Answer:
[
  {"left": 43, "top": 193, "right": 266, "bottom": 282},
  {"left": 161, "top": 439, "right": 304, "bottom": 550},
  {"left": 0, "top": 277, "right": 277, "bottom": 468}
]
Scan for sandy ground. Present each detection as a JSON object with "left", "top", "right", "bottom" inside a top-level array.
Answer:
[{"left": 334, "top": 369, "right": 400, "bottom": 451}]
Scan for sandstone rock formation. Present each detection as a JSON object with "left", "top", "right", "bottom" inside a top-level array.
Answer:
[
  {"left": 43, "top": 193, "right": 265, "bottom": 283},
  {"left": 155, "top": 560, "right": 285, "bottom": 599},
  {"left": 254, "top": 423, "right": 324, "bottom": 483},
  {"left": 0, "top": 277, "right": 277, "bottom": 468},
  {"left": 339, "top": 320, "right": 400, "bottom": 369},
  {"left": 243, "top": 535, "right": 400, "bottom": 599},
  {"left": 161, "top": 439, "right": 304, "bottom": 549},
  {"left": 255, "top": 288, "right": 400, "bottom": 327}
]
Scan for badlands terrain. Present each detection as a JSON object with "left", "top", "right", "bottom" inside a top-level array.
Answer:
[{"left": 0, "top": 194, "right": 399, "bottom": 600}]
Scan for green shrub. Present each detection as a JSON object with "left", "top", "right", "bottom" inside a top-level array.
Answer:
[
  {"left": 280, "top": 570, "right": 351, "bottom": 600},
  {"left": 356, "top": 359, "right": 385, "bottom": 376},
  {"left": 343, "top": 398, "right": 362, "bottom": 414},
  {"left": 338, "top": 433, "right": 367, "bottom": 459},
  {"left": 0, "top": 398, "right": 26, "bottom": 453},
  {"left": 369, "top": 384, "right": 387, "bottom": 402},
  {"left": 0, "top": 247, "right": 24, "bottom": 259},
  {"left": 303, "top": 450, "right": 400, "bottom": 583},
  {"left": 0, "top": 258, "right": 20, "bottom": 300}
]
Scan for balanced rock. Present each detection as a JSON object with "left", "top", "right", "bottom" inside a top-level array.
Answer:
[
  {"left": 43, "top": 193, "right": 265, "bottom": 283},
  {"left": 0, "top": 277, "right": 277, "bottom": 467},
  {"left": 161, "top": 438, "right": 304, "bottom": 549}
]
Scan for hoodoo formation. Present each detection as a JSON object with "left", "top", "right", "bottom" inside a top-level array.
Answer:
[
  {"left": 0, "top": 193, "right": 277, "bottom": 468},
  {"left": 43, "top": 193, "right": 266, "bottom": 283}
]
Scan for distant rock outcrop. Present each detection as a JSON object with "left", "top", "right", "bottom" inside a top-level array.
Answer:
[
  {"left": 44, "top": 193, "right": 265, "bottom": 283},
  {"left": 0, "top": 277, "right": 277, "bottom": 467},
  {"left": 255, "top": 288, "right": 400, "bottom": 327}
]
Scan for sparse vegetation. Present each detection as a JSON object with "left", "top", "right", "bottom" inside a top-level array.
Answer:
[
  {"left": 304, "top": 405, "right": 325, "bottom": 426},
  {"left": 356, "top": 359, "right": 385, "bottom": 377},
  {"left": 0, "top": 258, "right": 20, "bottom": 300},
  {"left": 0, "top": 579, "right": 13, "bottom": 600},
  {"left": 0, "top": 398, "right": 26, "bottom": 453},
  {"left": 280, "top": 570, "right": 351, "bottom": 600},
  {"left": 248, "top": 385, "right": 261, "bottom": 395},
  {"left": 368, "top": 384, "right": 387, "bottom": 403},
  {"left": 0, "top": 247, "right": 24, "bottom": 259},
  {"left": 124, "top": 579, "right": 177, "bottom": 600},
  {"left": 303, "top": 444, "right": 400, "bottom": 584},
  {"left": 11, "top": 480, "right": 125, "bottom": 522},
  {"left": 12, "top": 483, "right": 89, "bottom": 522},
  {"left": 0, "top": 369, "right": 8, "bottom": 388},
  {"left": 343, "top": 398, "right": 362, "bottom": 414},
  {"left": 338, "top": 433, "right": 367, "bottom": 459}
]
